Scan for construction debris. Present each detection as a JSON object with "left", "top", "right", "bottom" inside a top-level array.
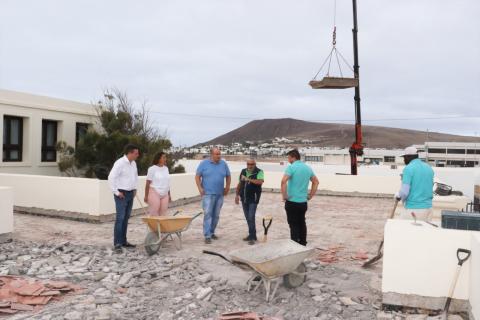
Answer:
[
  {"left": 219, "top": 311, "right": 282, "bottom": 320},
  {"left": 0, "top": 276, "right": 79, "bottom": 314}
]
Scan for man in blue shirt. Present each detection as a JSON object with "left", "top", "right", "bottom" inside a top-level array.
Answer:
[
  {"left": 281, "top": 149, "right": 319, "bottom": 246},
  {"left": 395, "top": 146, "right": 434, "bottom": 222},
  {"left": 195, "top": 148, "right": 231, "bottom": 244}
]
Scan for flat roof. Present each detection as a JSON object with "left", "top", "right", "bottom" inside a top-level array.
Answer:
[{"left": 0, "top": 89, "right": 96, "bottom": 116}]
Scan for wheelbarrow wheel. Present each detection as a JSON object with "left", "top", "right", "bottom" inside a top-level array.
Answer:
[
  {"left": 283, "top": 262, "right": 307, "bottom": 289},
  {"left": 144, "top": 231, "right": 161, "bottom": 256}
]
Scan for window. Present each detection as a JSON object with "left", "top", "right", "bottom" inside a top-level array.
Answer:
[
  {"left": 467, "top": 149, "right": 480, "bottom": 155},
  {"left": 75, "top": 123, "right": 89, "bottom": 147},
  {"left": 384, "top": 156, "right": 396, "bottom": 163},
  {"left": 447, "top": 149, "right": 466, "bottom": 154},
  {"left": 3, "top": 116, "right": 23, "bottom": 162},
  {"left": 427, "top": 148, "right": 446, "bottom": 154},
  {"left": 41, "top": 120, "right": 58, "bottom": 162}
]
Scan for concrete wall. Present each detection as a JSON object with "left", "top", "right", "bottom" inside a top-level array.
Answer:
[
  {"left": 0, "top": 89, "right": 96, "bottom": 176},
  {"left": 0, "top": 186, "right": 14, "bottom": 242},
  {"left": 470, "top": 233, "right": 480, "bottom": 319},
  {"left": 382, "top": 219, "right": 474, "bottom": 311},
  {"left": 0, "top": 172, "right": 230, "bottom": 220},
  {"left": 262, "top": 171, "right": 399, "bottom": 195}
]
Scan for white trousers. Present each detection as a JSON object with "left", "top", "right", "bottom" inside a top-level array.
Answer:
[{"left": 399, "top": 208, "right": 433, "bottom": 222}]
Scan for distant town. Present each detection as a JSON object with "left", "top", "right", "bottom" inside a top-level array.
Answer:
[{"left": 175, "top": 138, "right": 480, "bottom": 167}]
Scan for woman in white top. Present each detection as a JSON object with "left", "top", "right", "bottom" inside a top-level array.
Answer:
[{"left": 144, "top": 152, "right": 171, "bottom": 216}]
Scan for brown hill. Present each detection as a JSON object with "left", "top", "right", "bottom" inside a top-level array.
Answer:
[{"left": 200, "top": 118, "right": 480, "bottom": 148}]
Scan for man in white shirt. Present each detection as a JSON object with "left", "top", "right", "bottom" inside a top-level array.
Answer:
[{"left": 108, "top": 144, "right": 139, "bottom": 253}]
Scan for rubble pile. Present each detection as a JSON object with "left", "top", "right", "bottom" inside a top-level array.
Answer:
[
  {"left": 0, "top": 240, "right": 382, "bottom": 319},
  {"left": 0, "top": 276, "right": 79, "bottom": 315}
]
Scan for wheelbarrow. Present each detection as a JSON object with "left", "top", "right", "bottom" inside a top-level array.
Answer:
[
  {"left": 142, "top": 211, "right": 203, "bottom": 256},
  {"left": 203, "top": 239, "right": 314, "bottom": 301}
]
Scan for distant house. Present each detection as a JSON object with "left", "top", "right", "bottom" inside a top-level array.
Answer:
[{"left": 0, "top": 89, "right": 96, "bottom": 176}]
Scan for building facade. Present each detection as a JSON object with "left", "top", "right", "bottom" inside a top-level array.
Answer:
[
  {"left": 415, "top": 142, "right": 480, "bottom": 167},
  {"left": 0, "top": 89, "right": 96, "bottom": 176}
]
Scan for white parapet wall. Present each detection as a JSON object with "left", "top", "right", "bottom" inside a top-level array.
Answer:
[
  {"left": 471, "top": 233, "right": 480, "bottom": 319},
  {"left": 0, "top": 172, "right": 210, "bottom": 221},
  {"left": 262, "top": 171, "right": 400, "bottom": 195},
  {"left": 382, "top": 219, "right": 477, "bottom": 312},
  {"left": 0, "top": 171, "right": 423, "bottom": 221},
  {"left": 0, "top": 186, "right": 14, "bottom": 242}
]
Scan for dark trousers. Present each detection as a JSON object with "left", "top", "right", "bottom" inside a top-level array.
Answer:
[
  {"left": 113, "top": 190, "right": 134, "bottom": 246},
  {"left": 241, "top": 202, "right": 258, "bottom": 240},
  {"left": 285, "top": 200, "right": 308, "bottom": 246}
]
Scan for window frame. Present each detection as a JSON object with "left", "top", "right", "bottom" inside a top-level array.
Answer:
[
  {"left": 3, "top": 115, "right": 23, "bottom": 162},
  {"left": 41, "top": 120, "right": 58, "bottom": 162},
  {"left": 75, "top": 122, "right": 90, "bottom": 148}
]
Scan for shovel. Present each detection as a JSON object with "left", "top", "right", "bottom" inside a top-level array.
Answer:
[
  {"left": 440, "top": 248, "right": 471, "bottom": 319},
  {"left": 262, "top": 216, "right": 273, "bottom": 243},
  {"left": 362, "top": 199, "right": 399, "bottom": 268}
]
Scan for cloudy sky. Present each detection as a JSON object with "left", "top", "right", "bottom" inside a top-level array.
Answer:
[{"left": 1, "top": 0, "right": 479, "bottom": 146}]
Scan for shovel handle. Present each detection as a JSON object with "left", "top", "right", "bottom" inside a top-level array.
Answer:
[
  {"left": 263, "top": 217, "right": 273, "bottom": 234},
  {"left": 457, "top": 249, "right": 471, "bottom": 266},
  {"left": 388, "top": 199, "right": 399, "bottom": 219}
]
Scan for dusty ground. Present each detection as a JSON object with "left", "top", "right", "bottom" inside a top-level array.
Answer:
[
  {"left": 13, "top": 193, "right": 392, "bottom": 266},
  {"left": 2, "top": 194, "right": 406, "bottom": 319}
]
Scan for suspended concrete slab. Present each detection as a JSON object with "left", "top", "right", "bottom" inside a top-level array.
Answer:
[{"left": 309, "top": 77, "right": 358, "bottom": 89}]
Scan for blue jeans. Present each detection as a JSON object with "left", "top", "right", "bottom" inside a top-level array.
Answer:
[
  {"left": 202, "top": 194, "right": 224, "bottom": 239},
  {"left": 242, "top": 202, "right": 257, "bottom": 240},
  {"left": 113, "top": 191, "right": 134, "bottom": 246}
]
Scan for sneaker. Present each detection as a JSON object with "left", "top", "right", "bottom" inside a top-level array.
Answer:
[
  {"left": 114, "top": 245, "right": 123, "bottom": 254},
  {"left": 211, "top": 234, "right": 219, "bottom": 240},
  {"left": 248, "top": 240, "right": 256, "bottom": 245},
  {"left": 205, "top": 238, "right": 212, "bottom": 244},
  {"left": 123, "top": 242, "right": 136, "bottom": 248}
]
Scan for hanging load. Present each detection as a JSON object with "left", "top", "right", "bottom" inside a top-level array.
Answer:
[
  {"left": 309, "top": 7, "right": 358, "bottom": 90},
  {"left": 309, "top": 76, "right": 358, "bottom": 89}
]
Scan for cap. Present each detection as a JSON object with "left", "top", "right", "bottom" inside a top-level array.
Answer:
[{"left": 401, "top": 146, "right": 418, "bottom": 157}]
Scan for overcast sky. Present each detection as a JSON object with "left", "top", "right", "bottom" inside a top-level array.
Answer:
[{"left": 1, "top": 0, "right": 479, "bottom": 146}]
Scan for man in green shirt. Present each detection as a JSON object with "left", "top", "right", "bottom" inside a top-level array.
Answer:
[
  {"left": 281, "top": 149, "right": 319, "bottom": 246},
  {"left": 235, "top": 159, "right": 264, "bottom": 245}
]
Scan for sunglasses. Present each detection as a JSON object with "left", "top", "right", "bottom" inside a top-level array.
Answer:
[{"left": 247, "top": 163, "right": 255, "bottom": 166}]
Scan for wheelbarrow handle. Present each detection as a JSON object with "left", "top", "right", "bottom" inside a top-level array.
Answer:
[
  {"left": 202, "top": 250, "right": 231, "bottom": 263},
  {"left": 192, "top": 211, "right": 203, "bottom": 220},
  {"left": 457, "top": 249, "right": 471, "bottom": 266}
]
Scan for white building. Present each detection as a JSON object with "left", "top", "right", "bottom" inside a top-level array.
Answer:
[
  {"left": 0, "top": 89, "right": 96, "bottom": 176},
  {"left": 415, "top": 142, "right": 480, "bottom": 167},
  {"left": 303, "top": 148, "right": 404, "bottom": 165}
]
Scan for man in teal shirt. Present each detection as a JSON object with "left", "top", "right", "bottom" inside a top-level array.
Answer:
[
  {"left": 281, "top": 149, "right": 319, "bottom": 245},
  {"left": 395, "top": 146, "right": 434, "bottom": 221}
]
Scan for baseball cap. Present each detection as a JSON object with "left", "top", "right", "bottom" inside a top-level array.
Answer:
[{"left": 401, "top": 146, "right": 418, "bottom": 157}]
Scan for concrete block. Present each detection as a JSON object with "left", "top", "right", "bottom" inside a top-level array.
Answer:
[
  {"left": 0, "top": 186, "right": 13, "bottom": 242},
  {"left": 382, "top": 219, "right": 473, "bottom": 312}
]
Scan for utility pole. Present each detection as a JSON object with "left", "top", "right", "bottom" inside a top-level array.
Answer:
[{"left": 348, "top": 0, "right": 363, "bottom": 175}]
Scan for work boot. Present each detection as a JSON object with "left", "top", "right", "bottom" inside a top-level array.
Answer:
[
  {"left": 211, "top": 234, "right": 219, "bottom": 240},
  {"left": 205, "top": 238, "right": 212, "bottom": 244},
  {"left": 243, "top": 236, "right": 250, "bottom": 241},
  {"left": 114, "top": 245, "right": 123, "bottom": 254}
]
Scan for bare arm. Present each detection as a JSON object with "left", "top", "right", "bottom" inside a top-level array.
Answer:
[
  {"left": 144, "top": 180, "right": 151, "bottom": 202},
  {"left": 195, "top": 175, "right": 204, "bottom": 195},
  {"left": 281, "top": 174, "right": 290, "bottom": 201},
  {"left": 224, "top": 175, "right": 231, "bottom": 196},
  {"left": 308, "top": 176, "right": 319, "bottom": 200},
  {"left": 246, "top": 178, "right": 264, "bottom": 186}
]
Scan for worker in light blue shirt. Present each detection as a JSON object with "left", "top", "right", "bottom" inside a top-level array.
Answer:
[
  {"left": 195, "top": 148, "right": 231, "bottom": 244},
  {"left": 395, "top": 146, "right": 434, "bottom": 222}
]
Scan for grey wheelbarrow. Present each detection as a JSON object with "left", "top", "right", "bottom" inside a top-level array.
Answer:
[{"left": 203, "top": 239, "right": 314, "bottom": 301}]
